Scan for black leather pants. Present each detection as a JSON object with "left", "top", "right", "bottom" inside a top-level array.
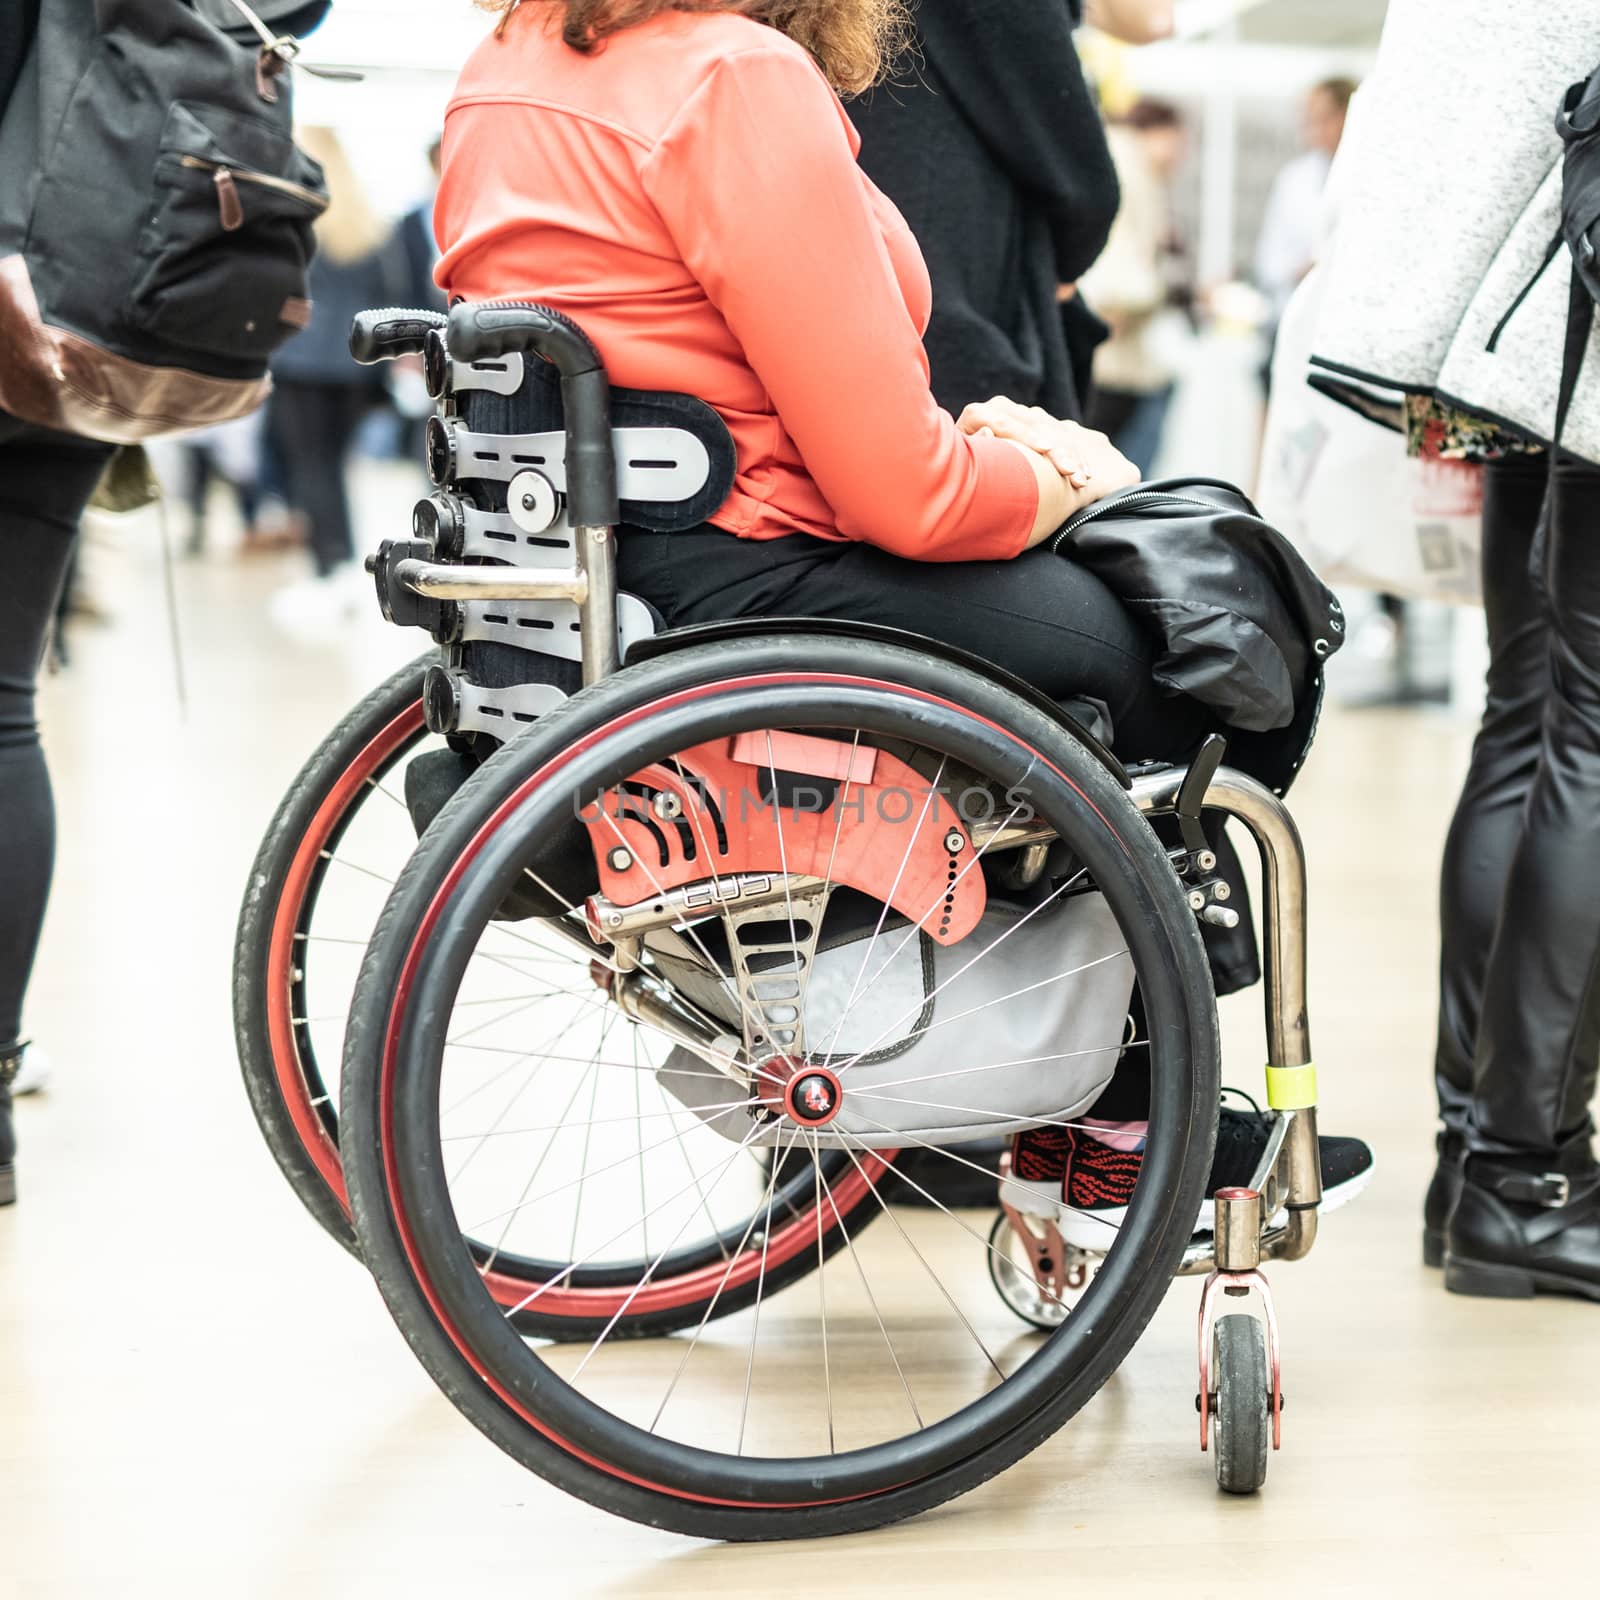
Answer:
[{"left": 1436, "top": 452, "right": 1600, "bottom": 1157}]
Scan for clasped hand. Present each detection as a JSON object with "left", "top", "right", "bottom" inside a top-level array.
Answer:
[{"left": 957, "top": 396, "right": 1140, "bottom": 545}]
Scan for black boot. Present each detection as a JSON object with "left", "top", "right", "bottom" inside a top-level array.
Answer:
[
  {"left": 1423, "top": 1128, "right": 1466, "bottom": 1268},
  {"left": 1444, "top": 1147, "right": 1600, "bottom": 1301},
  {"left": 0, "top": 1041, "right": 19, "bottom": 1206}
]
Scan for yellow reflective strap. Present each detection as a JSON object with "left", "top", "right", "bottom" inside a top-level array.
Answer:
[{"left": 1264, "top": 1062, "right": 1317, "bottom": 1110}]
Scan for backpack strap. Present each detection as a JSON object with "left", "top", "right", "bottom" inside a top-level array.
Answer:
[{"left": 1552, "top": 259, "right": 1596, "bottom": 455}]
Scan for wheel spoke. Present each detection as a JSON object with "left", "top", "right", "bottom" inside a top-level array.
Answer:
[
  {"left": 361, "top": 774, "right": 412, "bottom": 812},
  {"left": 444, "top": 979, "right": 611, "bottom": 1132},
  {"left": 853, "top": 1039, "right": 1150, "bottom": 1096},
  {"left": 656, "top": 1075, "right": 733, "bottom": 1262},
  {"left": 811, "top": 755, "right": 949, "bottom": 1065},
  {"left": 835, "top": 1137, "right": 1005, "bottom": 1384},
  {"left": 634, "top": 1030, "right": 649, "bottom": 1261},
  {"left": 317, "top": 851, "right": 396, "bottom": 889},
  {"left": 838, "top": 1121, "right": 1073, "bottom": 1312},
  {"left": 647, "top": 1140, "right": 800, "bottom": 1435},
  {"left": 813, "top": 1144, "right": 923, "bottom": 1429},
  {"left": 850, "top": 1109, "right": 1126, "bottom": 1241},
  {"left": 814, "top": 794, "right": 1034, "bottom": 1060},
  {"left": 835, "top": 886, "right": 1120, "bottom": 1075},
  {"left": 497, "top": 1121, "right": 768, "bottom": 1320},
  {"left": 763, "top": 730, "right": 803, "bottom": 1046},
  {"left": 438, "top": 1095, "right": 750, "bottom": 1142},
  {"left": 845, "top": 1087, "right": 1132, "bottom": 1144},
  {"left": 807, "top": 1131, "right": 836, "bottom": 1454},
  {"left": 466, "top": 1113, "right": 762, "bottom": 1237},
  {"left": 568, "top": 1127, "right": 764, "bottom": 1380},
  {"left": 590, "top": 800, "right": 776, "bottom": 1061},
  {"left": 480, "top": 1027, "right": 609, "bottom": 1273},
  {"left": 736, "top": 1120, "right": 789, "bottom": 1453},
  {"left": 567, "top": 1055, "right": 606, "bottom": 1263}
]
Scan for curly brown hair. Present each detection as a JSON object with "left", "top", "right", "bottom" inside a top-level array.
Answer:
[{"left": 475, "top": 0, "right": 909, "bottom": 95}]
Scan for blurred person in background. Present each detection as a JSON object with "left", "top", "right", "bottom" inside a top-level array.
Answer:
[
  {"left": 1255, "top": 77, "right": 1354, "bottom": 333},
  {"left": 1079, "top": 98, "right": 1188, "bottom": 476},
  {"left": 1082, "top": 0, "right": 1173, "bottom": 47},
  {"left": 847, "top": 0, "right": 1119, "bottom": 422},
  {"left": 268, "top": 126, "right": 407, "bottom": 629},
  {"left": 1312, "top": 0, "right": 1600, "bottom": 1300},
  {"left": 179, "top": 414, "right": 267, "bottom": 558},
  {"left": 398, "top": 135, "right": 447, "bottom": 317},
  {"left": 393, "top": 136, "right": 448, "bottom": 460}
]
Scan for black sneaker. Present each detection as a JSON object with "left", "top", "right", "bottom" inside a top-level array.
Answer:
[{"left": 1203, "top": 1096, "right": 1374, "bottom": 1232}]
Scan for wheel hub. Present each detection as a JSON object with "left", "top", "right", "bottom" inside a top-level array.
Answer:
[
  {"left": 757, "top": 1057, "right": 843, "bottom": 1128},
  {"left": 783, "top": 1067, "right": 843, "bottom": 1128}
]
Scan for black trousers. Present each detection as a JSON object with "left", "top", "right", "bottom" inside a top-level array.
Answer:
[
  {"left": 0, "top": 413, "right": 115, "bottom": 1052},
  {"left": 1436, "top": 453, "right": 1600, "bottom": 1156},
  {"left": 618, "top": 525, "right": 1212, "bottom": 761},
  {"left": 269, "top": 380, "right": 378, "bottom": 575}
]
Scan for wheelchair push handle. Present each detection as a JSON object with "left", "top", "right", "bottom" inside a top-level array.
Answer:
[
  {"left": 348, "top": 307, "right": 449, "bottom": 364},
  {"left": 446, "top": 300, "right": 620, "bottom": 531}
]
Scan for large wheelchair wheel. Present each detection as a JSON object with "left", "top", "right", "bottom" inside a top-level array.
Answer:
[
  {"left": 233, "top": 652, "right": 881, "bottom": 1330},
  {"left": 233, "top": 653, "right": 435, "bottom": 1255},
  {"left": 341, "top": 636, "right": 1221, "bottom": 1539}
]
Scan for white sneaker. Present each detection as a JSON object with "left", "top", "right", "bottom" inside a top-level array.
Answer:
[
  {"left": 9, "top": 1043, "right": 51, "bottom": 1096},
  {"left": 268, "top": 563, "right": 369, "bottom": 632}
]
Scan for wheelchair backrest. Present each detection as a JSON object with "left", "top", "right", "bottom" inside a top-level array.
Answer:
[{"left": 355, "top": 304, "right": 735, "bottom": 742}]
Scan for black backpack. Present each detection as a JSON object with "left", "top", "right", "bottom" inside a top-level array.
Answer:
[{"left": 0, "top": 0, "right": 336, "bottom": 442}]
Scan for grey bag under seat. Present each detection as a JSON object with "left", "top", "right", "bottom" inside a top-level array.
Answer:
[{"left": 656, "top": 892, "right": 1136, "bottom": 1150}]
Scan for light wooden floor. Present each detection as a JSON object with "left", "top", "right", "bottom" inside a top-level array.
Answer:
[{"left": 3, "top": 491, "right": 1596, "bottom": 1598}]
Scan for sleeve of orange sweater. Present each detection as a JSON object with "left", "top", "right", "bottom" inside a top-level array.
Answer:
[{"left": 640, "top": 47, "right": 1038, "bottom": 563}]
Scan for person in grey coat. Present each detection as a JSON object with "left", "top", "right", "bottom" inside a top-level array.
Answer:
[{"left": 1311, "top": 0, "right": 1600, "bottom": 1303}]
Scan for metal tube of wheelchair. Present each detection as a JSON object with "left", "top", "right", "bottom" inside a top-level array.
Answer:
[
  {"left": 1197, "top": 770, "right": 1323, "bottom": 1242},
  {"left": 1128, "top": 764, "right": 1312, "bottom": 1081},
  {"left": 577, "top": 524, "right": 620, "bottom": 683},
  {"left": 1130, "top": 763, "right": 1322, "bottom": 1249},
  {"left": 391, "top": 560, "right": 590, "bottom": 604},
  {"left": 1213, "top": 1187, "right": 1263, "bottom": 1272},
  {"left": 608, "top": 966, "right": 745, "bottom": 1081}
]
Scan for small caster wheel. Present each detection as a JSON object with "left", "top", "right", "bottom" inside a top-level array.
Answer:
[
  {"left": 986, "top": 1211, "right": 1090, "bottom": 1330},
  {"left": 1211, "top": 1313, "right": 1270, "bottom": 1494}
]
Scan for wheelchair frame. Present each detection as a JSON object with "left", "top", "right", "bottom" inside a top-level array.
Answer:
[{"left": 351, "top": 298, "right": 1326, "bottom": 1479}]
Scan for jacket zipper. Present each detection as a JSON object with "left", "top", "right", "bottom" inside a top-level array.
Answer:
[
  {"left": 178, "top": 155, "right": 328, "bottom": 232},
  {"left": 1047, "top": 489, "right": 1224, "bottom": 552}
]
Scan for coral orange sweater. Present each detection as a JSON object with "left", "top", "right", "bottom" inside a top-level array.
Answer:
[{"left": 434, "top": 9, "right": 1038, "bottom": 561}]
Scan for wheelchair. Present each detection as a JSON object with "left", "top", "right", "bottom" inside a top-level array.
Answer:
[{"left": 234, "top": 299, "right": 1327, "bottom": 1538}]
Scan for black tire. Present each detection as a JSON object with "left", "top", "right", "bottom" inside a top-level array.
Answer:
[
  {"left": 1213, "top": 1314, "right": 1270, "bottom": 1494},
  {"left": 341, "top": 636, "right": 1221, "bottom": 1539},
  {"left": 233, "top": 653, "right": 433, "bottom": 1255}
]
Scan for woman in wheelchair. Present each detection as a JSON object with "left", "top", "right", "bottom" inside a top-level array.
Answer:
[
  {"left": 236, "top": 0, "right": 1371, "bottom": 1534},
  {"left": 427, "top": 0, "right": 1370, "bottom": 1224},
  {"left": 436, "top": 0, "right": 1203, "bottom": 760}
]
